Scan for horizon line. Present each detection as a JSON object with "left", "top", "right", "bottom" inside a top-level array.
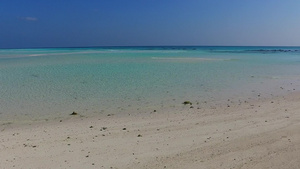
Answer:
[{"left": 1, "top": 45, "right": 300, "bottom": 50}]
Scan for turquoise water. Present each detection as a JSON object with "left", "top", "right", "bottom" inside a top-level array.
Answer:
[{"left": 1, "top": 46, "right": 300, "bottom": 122}]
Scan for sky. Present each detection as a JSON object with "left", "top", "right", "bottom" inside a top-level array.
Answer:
[{"left": 1, "top": 0, "right": 300, "bottom": 48}]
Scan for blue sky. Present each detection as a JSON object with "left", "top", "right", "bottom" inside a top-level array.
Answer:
[{"left": 1, "top": 0, "right": 300, "bottom": 48}]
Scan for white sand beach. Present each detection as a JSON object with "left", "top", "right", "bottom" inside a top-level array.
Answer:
[{"left": 1, "top": 91, "right": 299, "bottom": 169}]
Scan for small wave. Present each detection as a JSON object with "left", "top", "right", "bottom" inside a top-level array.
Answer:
[
  {"left": 1, "top": 51, "right": 108, "bottom": 59},
  {"left": 255, "top": 75, "right": 300, "bottom": 79},
  {"left": 26, "top": 51, "right": 109, "bottom": 57},
  {"left": 28, "top": 54, "right": 47, "bottom": 57},
  {"left": 151, "top": 57, "right": 234, "bottom": 61},
  {"left": 270, "top": 76, "right": 281, "bottom": 79},
  {"left": 26, "top": 50, "right": 171, "bottom": 57},
  {"left": 271, "top": 75, "right": 300, "bottom": 79}
]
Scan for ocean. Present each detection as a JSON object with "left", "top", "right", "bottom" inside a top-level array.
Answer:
[{"left": 1, "top": 46, "right": 300, "bottom": 123}]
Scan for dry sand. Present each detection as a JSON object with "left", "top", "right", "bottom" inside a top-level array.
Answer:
[{"left": 0, "top": 92, "right": 300, "bottom": 169}]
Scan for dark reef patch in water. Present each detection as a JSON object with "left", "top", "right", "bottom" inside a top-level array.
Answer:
[
  {"left": 210, "top": 49, "right": 299, "bottom": 54},
  {"left": 245, "top": 49, "right": 299, "bottom": 53}
]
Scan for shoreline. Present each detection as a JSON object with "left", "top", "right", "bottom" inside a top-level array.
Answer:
[
  {"left": 1, "top": 91, "right": 300, "bottom": 168},
  {"left": 2, "top": 76, "right": 299, "bottom": 127}
]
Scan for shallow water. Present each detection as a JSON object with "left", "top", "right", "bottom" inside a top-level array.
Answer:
[{"left": 1, "top": 46, "right": 300, "bottom": 122}]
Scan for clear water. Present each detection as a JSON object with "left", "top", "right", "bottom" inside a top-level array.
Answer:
[{"left": 1, "top": 46, "right": 300, "bottom": 122}]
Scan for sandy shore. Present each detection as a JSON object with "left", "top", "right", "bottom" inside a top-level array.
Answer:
[{"left": 0, "top": 92, "right": 300, "bottom": 169}]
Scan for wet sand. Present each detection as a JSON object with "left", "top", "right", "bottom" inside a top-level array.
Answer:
[{"left": 0, "top": 92, "right": 300, "bottom": 169}]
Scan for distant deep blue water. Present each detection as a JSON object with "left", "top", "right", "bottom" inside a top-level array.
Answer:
[{"left": 1, "top": 46, "right": 300, "bottom": 122}]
